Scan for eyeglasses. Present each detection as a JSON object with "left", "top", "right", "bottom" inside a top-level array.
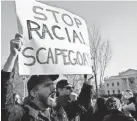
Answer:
[{"left": 64, "top": 86, "right": 74, "bottom": 91}]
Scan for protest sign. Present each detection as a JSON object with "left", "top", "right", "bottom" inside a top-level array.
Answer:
[{"left": 15, "top": 0, "right": 93, "bottom": 75}]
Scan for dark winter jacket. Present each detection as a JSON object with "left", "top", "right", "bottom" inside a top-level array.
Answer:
[
  {"left": 80, "top": 106, "right": 93, "bottom": 121},
  {"left": 92, "top": 110, "right": 108, "bottom": 121},
  {"left": 102, "top": 109, "right": 136, "bottom": 121},
  {"left": 57, "top": 90, "right": 93, "bottom": 121},
  {"left": 92, "top": 97, "right": 108, "bottom": 121}
]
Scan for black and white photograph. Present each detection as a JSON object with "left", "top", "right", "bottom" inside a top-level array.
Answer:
[{"left": 1, "top": 1, "right": 137, "bottom": 121}]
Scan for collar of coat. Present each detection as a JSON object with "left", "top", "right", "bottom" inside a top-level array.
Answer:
[{"left": 27, "top": 99, "right": 49, "bottom": 111}]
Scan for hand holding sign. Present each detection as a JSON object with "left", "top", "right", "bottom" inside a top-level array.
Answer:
[
  {"left": 3, "top": 33, "right": 23, "bottom": 72},
  {"left": 84, "top": 75, "right": 94, "bottom": 86},
  {"left": 10, "top": 33, "right": 23, "bottom": 56}
]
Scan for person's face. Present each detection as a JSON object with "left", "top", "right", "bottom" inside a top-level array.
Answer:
[
  {"left": 107, "top": 98, "right": 122, "bottom": 111},
  {"left": 58, "top": 86, "right": 73, "bottom": 96},
  {"left": 34, "top": 77, "right": 56, "bottom": 107},
  {"left": 107, "top": 98, "right": 117, "bottom": 111}
]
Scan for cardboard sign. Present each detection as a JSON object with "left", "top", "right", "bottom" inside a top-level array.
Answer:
[{"left": 15, "top": 0, "right": 93, "bottom": 75}]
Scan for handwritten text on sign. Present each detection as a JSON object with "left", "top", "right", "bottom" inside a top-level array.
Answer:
[{"left": 15, "top": 0, "right": 93, "bottom": 75}]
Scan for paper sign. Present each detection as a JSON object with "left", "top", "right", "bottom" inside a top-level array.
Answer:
[{"left": 15, "top": 0, "right": 93, "bottom": 75}]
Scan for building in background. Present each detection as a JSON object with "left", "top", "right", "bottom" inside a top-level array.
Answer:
[
  {"left": 104, "top": 69, "right": 137, "bottom": 95},
  {"left": 12, "top": 65, "right": 137, "bottom": 97}
]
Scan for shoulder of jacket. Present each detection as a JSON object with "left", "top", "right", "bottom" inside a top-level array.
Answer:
[{"left": 23, "top": 105, "right": 39, "bottom": 118}]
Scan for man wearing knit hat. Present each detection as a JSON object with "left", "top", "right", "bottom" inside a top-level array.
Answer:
[{"left": 1, "top": 34, "right": 68, "bottom": 121}]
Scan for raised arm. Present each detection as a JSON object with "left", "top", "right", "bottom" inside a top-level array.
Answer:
[
  {"left": 78, "top": 74, "right": 94, "bottom": 109},
  {"left": 62, "top": 75, "right": 94, "bottom": 120},
  {"left": 1, "top": 33, "right": 22, "bottom": 108},
  {"left": 3, "top": 33, "right": 22, "bottom": 72}
]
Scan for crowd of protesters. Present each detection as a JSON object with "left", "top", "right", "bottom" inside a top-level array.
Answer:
[{"left": 1, "top": 34, "right": 137, "bottom": 121}]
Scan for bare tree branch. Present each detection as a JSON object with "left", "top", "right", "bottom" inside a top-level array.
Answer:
[{"left": 89, "top": 25, "right": 112, "bottom": 97}]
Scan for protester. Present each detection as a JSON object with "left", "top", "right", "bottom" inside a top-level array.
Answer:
[
  {"left": 121, "top": 90, "right": 134, "bottom": 106},
  {"left": 92, "top": 97, "right": 108, "bottom": 121},
  {"left": 1, "top": 34, "right": 66, "bottom": 121},
  {"left": 1, "top": 33, "right": 94, "bottom": 121},
  {"left": 56, "top": 79, "right": 74, "bottom": 97},
  {"left": 103, "top": 97, "right": 136, "bottom": 121},
  {"left": 122, "top": 94, "right": 137, "bottom": 120},
  {"left": 56, "top": 77, "right": 94, "bottom": 121}
]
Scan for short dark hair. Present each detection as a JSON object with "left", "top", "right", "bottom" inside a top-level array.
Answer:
[{"left": 106, "top": 97, "right": 121, "bottom": 110}]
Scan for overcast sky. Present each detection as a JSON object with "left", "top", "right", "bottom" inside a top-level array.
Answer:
[{"left": 1, "top": 1, "right": 137, "bottom": 77}]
